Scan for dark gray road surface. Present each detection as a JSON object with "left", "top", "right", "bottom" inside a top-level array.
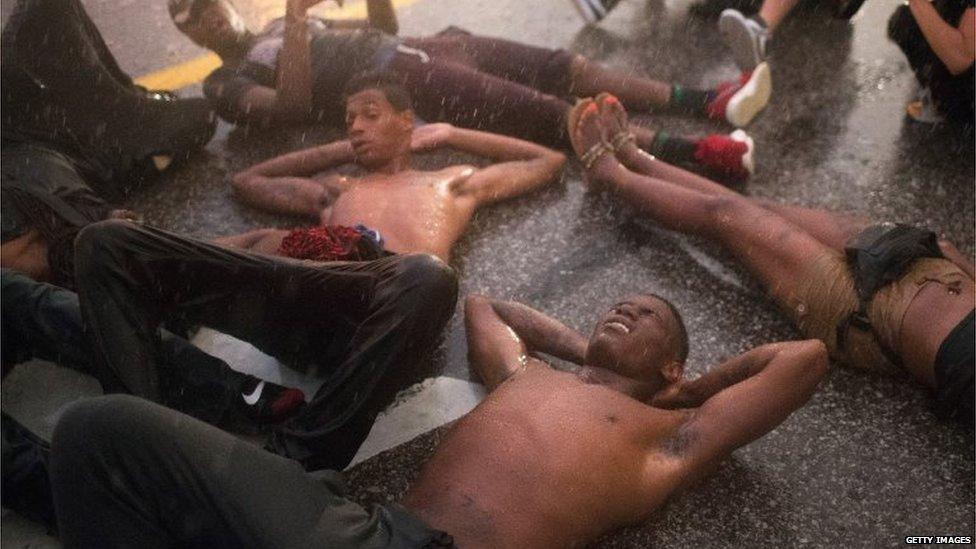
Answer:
[{"left": 2, "top": 0, "right": 974, "bottom": 547}]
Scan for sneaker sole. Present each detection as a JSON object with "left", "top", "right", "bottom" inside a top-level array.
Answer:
[
  {"left": 719, "top": 9, "right": 764, "bottom": 72},
  {"left": 730, "top": 129, "right": 755, "bottom": 175},
  {"left": 571, "top": 0, "right": 604, "bottom": 23},
  {"left": 726, "top": 62, "right": 772, "bottom": 128}
]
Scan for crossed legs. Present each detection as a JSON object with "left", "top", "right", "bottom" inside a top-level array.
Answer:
[{"left": 569, "top": 96, "right": 850, "bottom": 310}]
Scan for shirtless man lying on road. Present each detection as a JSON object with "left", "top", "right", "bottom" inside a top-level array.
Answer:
[
  {"left": 215, "top": 71, "right": 565, "bottom": 263},
  {"left": 568, "top": 93, "right": 975, "bottom": 424},
  {"left": 49, "top": 294, "right": 828, "bottom": 548}
]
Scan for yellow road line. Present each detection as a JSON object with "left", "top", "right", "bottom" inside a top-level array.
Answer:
[
  {"left": 135, "top": 53, "right": 223, "bottom": 91},
  {"left": 134, "top": 0, "right": 423, "bottom": 91}
]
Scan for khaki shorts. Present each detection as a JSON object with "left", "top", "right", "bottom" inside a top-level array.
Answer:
[{"left": 787, "top": 254, "right": 968, "bottom": 374}]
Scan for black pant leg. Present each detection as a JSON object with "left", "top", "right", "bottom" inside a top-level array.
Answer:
[
  {"left": 1, "top": 412, "right": 54, "bottom": 530},
  {"left": 1, "top": 268, "right": 259, "bottom": 426},
  {"left": 271, "top": 253, "right": 459, "bottom": 470},
  {"left": 74, "top": 220, "right": 458, "bottom": 468},
  {"left": 1, "top": 268, "right": 91, "bottom": 371},
  {"left": 50, "top": 395, "right": 449, "bottom": 549}
]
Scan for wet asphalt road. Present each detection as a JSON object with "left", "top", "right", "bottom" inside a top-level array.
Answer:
[{"left": 2, "top": 0, "right": 975, "bottom": 546}]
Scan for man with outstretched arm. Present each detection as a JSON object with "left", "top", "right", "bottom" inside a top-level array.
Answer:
[
  {"left": 215, "top": 72, "right": 566, "bottom": 263},
  {"left": 46, "top": 293, "right": 827, "bottom": 547}
]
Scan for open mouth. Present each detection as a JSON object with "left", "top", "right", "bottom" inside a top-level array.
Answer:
[{"left": 604, "top": 321, "right": 630, "bottom": 335}]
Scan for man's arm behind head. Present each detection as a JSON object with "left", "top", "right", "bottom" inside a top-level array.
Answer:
[{"left": 666, "top": 340, "right": 830, "bottom": 483}]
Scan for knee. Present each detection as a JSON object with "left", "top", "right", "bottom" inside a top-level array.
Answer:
[
  {"left": 395, "top": 253, "right": 459, "bottom": 313},
  {"left": 51, "top": 395, "right": 146, "bottom": 459},
  {"left": 73, "top": 219, "right": 136, "bottom": 279}
]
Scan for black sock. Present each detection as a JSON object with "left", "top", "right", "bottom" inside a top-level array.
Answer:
[
  {"left": 649, "top": 131, "right": 698, "bottom": 163},
  {"left": 669, "top": 85, "right": 719, "bottom": 114}
]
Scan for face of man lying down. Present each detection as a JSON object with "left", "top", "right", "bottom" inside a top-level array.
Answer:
[
  {"left": 344, "top": 88, "right": 414, "bottom": 170},
  {"left": 172, "top": 0, "right": 249, "bottom": 55},
  {"left": 585, "top": 295, "right": 686, "bottom": 392}
]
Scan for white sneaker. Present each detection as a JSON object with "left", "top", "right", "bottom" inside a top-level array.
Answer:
[
  {"left": 724, "top": 62, "right": 772, "bottom": 128},
  {"left": 570, "top": 0, "right": 620, "bottom": 24},
  {"left": 719, "top": 9, "right": 769, "bottom": 72},
  {"left": 730, "top": 129, "right": 755, "bottom": 176}
]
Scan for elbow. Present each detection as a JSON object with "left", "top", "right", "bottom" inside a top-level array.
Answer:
[
  {"left": 945, "top": 56, "right": 974, "bottom": 75},
  {"left": 551, "top": 151, "right": 568, "bottom": 172},
  {"left": 545, "top": 151, "right": 567, "bottom": 181},
  {"left": 231, "top": 172, "right": 252, "bottom": 194}
]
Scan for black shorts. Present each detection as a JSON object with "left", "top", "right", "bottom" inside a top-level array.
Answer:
[{"left": 933, "top": 310, "right": 974, "bottom": 425}]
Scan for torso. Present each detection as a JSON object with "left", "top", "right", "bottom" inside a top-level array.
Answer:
[
  {"left": 322, "top": 165, "right": 478, "bottom": 261},
  {"left": 402, "top": 364, "right": 690, "bottom": 549}
]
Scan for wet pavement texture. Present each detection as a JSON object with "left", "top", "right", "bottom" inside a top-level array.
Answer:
[{"left": 3, "top": 0, "right": 976, "bottom": 547}]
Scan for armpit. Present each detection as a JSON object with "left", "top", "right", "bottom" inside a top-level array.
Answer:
[{"left": 662, "top": 417, "right": 700, "bottom": 456}]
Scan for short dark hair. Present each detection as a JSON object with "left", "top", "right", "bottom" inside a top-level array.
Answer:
[
  {"left": 647, "top": 293, "right": 690, "bottom": 364},
  {"left": 343, "top": 71, "right": 413, "bottom": 112}
]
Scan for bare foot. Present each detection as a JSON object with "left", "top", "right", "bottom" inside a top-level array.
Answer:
[
  {"left": 568, "top": 99, "right": 617, "bottom": 188},
  {"left": 596, "top": 93, "right": 642, "bottom": 168}
]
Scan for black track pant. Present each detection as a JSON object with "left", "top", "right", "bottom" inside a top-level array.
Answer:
[
  {"left": 73, "top": 220, "right": 458, "bottom": 471},
  {"left": 1, "top": 268, "right": 260, "bottom": 426},
  {"left": 51, "top": 395, "right": 454, "bottom": 549}
]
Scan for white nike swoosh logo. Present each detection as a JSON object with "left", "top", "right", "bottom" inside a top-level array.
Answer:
[{"left": 242, "top": 381, "right": 265, "bottom": 406}]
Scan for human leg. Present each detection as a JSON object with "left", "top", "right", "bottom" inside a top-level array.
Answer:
[
  {"left": 392, "top": 51, "right": 574, "bottom": 147},
  {"left": 718, "top": 0, "right": 797, "bottom": 71},
  {"left": 570, "top": 55, "right": 772, "bottom": 128},
  {"left": 758, "top": 0, "right": 799, "bottom": 30},
  {"left": 1, "top": 0, "right": 215, "bottom": 186},
  {"left": 74, "top": 220, "right": 458, "bottom": 470},
  {"left": 1, "top": 413, "right": 54, "bottom": 529},
  {"left": 269, "top": 253, "right": 459, "bottom": 470},
  {"left": 599, "top": 94, "right": 869, "bottom": 248},
  {"left": 571, "top": 100, "right": 828, "bottom": 305},
  {"left": 1, "top": 268, "right": 301, "bottom": 425},
  {"left": 51, "top": 395, "right": 451, "bottom": 548}
]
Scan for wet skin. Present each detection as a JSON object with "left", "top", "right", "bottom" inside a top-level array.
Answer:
[
  {"left": 403, "top": 363, "right": 689, "bottom": 549},
  {"left": 899, "top": 276, "right": 975, "bottom": 387},
  {"left": 236, "top": 165, "right": 479, "bottom": 262},
  {"left": 224, "top": 88, "right": 564, "bottom": 262},
  {"left": 401, "top": 294, "right": 829, "bottom": 548}
]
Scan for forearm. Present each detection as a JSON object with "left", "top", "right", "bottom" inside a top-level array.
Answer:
[
  {"left": 278, "top": 6, "right": 314, "bottom": 117},
  {"left": 446, "top": 127, "right": 559, "bottom": 162},
  {"left": 909, "top": 0, "right": 975, "bottom": 74},
  {"left": 488, "top": 299, "right": 588, "bottom": 364},
  {"left": 680, "top": 343, "right": 803, "bottom": 407},
  {"left": 237, "top": 141, "right": 355, "bottom": 178}
]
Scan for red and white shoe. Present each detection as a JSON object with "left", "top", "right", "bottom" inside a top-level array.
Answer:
[
  {"left": 694, "top": 129, "right": 755, "bottom": 180},
  {"left": 706, "top": 62, "right": 772, "bottom": 128}
]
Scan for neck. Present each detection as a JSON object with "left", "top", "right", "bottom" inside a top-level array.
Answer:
[
  {"left": 368, "top": 152, "right": 412, "bottom": 175},
  {"left": 577, "top": 366, "right": 656, "bottom": 402}
]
